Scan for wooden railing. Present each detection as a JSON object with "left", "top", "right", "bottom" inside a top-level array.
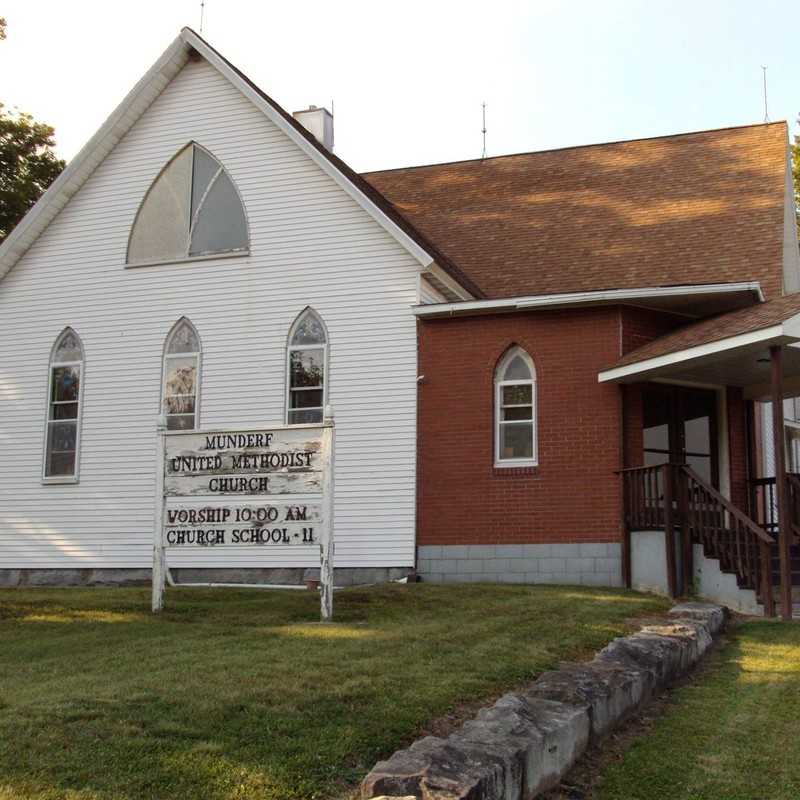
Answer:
[
  {"left": 749, "top": 473, "right": 800, "bottom": 541},
  {"left": 620, "top": 464, "right": 665, "bottom": 531},
  {"left": 622, "top": 463, "right": 776, "bottom": 616}
]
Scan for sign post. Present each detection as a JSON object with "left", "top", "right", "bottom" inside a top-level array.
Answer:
[
  {"left": 152, "top": 414, "right": 168, "bottom": 613},
  {"left": 151, "top": 415, "right": 335, "bottom": 621},
  {"left": 320, "top": 406, "right": 335, "bottom": 622}
]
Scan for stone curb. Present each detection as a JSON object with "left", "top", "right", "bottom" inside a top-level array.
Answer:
[{"left": 361, "top": 602, "right": 726, "bottom": 800}]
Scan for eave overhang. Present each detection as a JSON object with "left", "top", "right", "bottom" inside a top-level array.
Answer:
[
  {"left": 599, "top": 312, "right": 800, "bottom": 400},
  {"left": 413, "top": 282, "right": 764, "bottom": 319}
]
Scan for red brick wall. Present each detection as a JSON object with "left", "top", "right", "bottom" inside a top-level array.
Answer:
[
  {"left": 619, "top": 308, "right": 685, "bottom": 469},
  {"left": 622, "top": 383, "right": 646, "bottom": 468},
  {"left": 417, "top": 308, "right": 624, "bottom": 545},
  {"left": 620, "top": 307, "right": 687, "bottom": 355},
  {"left": 727, "top": 387, "right": 749, "bottom": 511}
]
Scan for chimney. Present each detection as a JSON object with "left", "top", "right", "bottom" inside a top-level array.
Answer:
[{"left": 292, "top": 105, "right": 334, "bottom": 151}]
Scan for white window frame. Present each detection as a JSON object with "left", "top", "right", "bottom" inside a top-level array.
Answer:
[
  {"left": 42, "top": 328, "right": 85, "bottom": 484},
  {"left": 161, "top": 318, "right": 202, "bottom": 431},
  {"left": 285, "top": 308, "right": 328, "bottom": 426},
  {"left": 494, "top": 347, "right": 537, "bottom": 468}
]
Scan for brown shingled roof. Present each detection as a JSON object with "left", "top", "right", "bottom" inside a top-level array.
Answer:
[
  {"left": 363, "top": 123, "right": 789, "bottom": 300},
  {"left": 609, "top": 292, "right": 800, "bottom": 370}
]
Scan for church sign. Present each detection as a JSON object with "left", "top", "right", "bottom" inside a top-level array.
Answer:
[
  {"left": 163, "top": 428, "right": 325, "bottom": 496},
  {"left": 152, "top": 419, "right": 335, "bottom": 620}
]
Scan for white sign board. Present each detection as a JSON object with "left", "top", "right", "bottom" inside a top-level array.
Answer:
[
  {"left": 164, "top": 428, "right": 325, "bottom": 496},
  {"left": 152, "top": 419, "right": 335, "bottom": 620},
  {"left": 162, "top": 501, "right": 322, "bottom": 547}
]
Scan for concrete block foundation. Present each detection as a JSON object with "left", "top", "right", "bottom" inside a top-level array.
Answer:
[{"left": 417, "top": 543, "right": 623, "bottom": 587}]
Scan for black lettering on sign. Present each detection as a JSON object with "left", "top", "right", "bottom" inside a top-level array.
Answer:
[
  {"left": 229, "top": 452, "right": 314, "bottom": 470},
  {"left": 165, "top": 529, "right": 225, "bottom": 545},
  {"left": 208, "top": 476, "right": 270, "bottom": 493},
  {"left": 231, "top": 528, "right": 291, "bottom": 544},
  {"left": 285, "top": 506, "right": 308, "bottom": 521},
  {"left": 169, "top": 454, "right": 222, "bottom": 474},
  {"left": 204, "top": 433, "right": 275, "bottom": 450},
  {"left": 234, "top": 506, "right": 280, "bottom": 523},
  {"left": 166, "top": 507, "right": 232, "bottom": 524}
]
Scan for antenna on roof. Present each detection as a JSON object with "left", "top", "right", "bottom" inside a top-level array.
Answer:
[
  {"left": 200, "top": 0, "right": 206, "bottom": 33},
  {"left": 761, "top": 65, "right": 770, "bottom": 122},
  {"left": 481, "top": 102, "right": 487, "bottom": 160}
]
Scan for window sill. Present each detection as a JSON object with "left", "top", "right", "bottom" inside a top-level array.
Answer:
[
  {"left": 492, "top": 463, "right": 539, "bottom": 477},
  {"left": 41, "top": 476, "right": 79, "bottom": 485},
  {"left": 125, "top": 250, "right": 250, "bottom": 269}
]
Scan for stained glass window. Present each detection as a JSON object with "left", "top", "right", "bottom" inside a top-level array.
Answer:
[
  {"left": 127, "top": 144, "right": 248, "bottom": 265},
  {"left": 163, "top": 318, "right": 201, "bottom": 430}
]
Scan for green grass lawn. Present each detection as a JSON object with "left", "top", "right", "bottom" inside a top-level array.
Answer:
[
  {"left": 0, "top": 583, "right": 667, "bottom": 800},
  {"left": 598, "top": 621, "right": 800, "bottom": 800}
]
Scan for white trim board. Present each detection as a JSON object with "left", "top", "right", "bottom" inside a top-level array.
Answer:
[
  {"left": 598, "top": 321, "right": 800, "bottom": 384},
  {"left": 413, "top": 282, "right": 764, "bottom": 318}
]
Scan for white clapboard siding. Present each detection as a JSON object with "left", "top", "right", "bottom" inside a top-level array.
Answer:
[{"left": 0, "top": 59, "right": 419, "bottom": 569}]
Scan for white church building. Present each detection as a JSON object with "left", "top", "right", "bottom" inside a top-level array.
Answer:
[{"left": 0, "top": 28, "right": 471, "bottom": 586}]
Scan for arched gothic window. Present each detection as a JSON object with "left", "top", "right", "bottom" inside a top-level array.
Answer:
[
  {"left": 286, "top": 308, "right": 328, "bottom": 425},
  {"left": 44, "top": 328, "right": 84, "bottom": 480},
  {"left": 127, "top": 143, "right": 248, "bottom": 265},
  {"left": 162, "top": 318, "right": 201, "bottom": 430},
  {"left": 495, "top": 347, "right": 537, "bottom": 466}
]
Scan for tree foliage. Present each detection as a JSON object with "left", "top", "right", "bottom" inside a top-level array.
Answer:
[
  {"left": 0, "top": 105, "right": 65, "bottom": 242},
  {"left": 0, "top": 18, "right": 65, "bottom": 244}
]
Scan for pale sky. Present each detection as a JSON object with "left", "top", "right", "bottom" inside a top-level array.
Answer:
[{"left": 1, "top": 0, "right": 798, "bottom": 173}]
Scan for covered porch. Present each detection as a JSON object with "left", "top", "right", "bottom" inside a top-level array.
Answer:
[{"left": 600, "top": 294, "right": 800, "bottom": 619}]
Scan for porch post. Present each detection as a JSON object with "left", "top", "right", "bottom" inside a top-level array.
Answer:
[
  {"left": 770, "top": 345, "right": 793, "bottom": 620},
  {"left": 663, "top": 463, "right": 678, "bottom": 598},
  {"left": 678, "top": 470, "right": 692, "bottom": 595}
]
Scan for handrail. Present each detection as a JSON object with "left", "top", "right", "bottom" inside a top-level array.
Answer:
[
  {"left": 748, "top": 473, "right": 800, "bottom": 543},
  {"left": 681, "top": 465, "right": 774, "bottom": 544},
  {"left": 621, "top": 462, "right": 776, "bottom": 615}
]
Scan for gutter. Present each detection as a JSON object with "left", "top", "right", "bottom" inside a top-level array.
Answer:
[{"left": 412, "top": 282, "right": 764, "bottom": 318}]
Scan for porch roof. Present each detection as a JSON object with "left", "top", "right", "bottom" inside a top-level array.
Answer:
[{"left": 598, "top": 293, "right": 800, "bottom": 396}]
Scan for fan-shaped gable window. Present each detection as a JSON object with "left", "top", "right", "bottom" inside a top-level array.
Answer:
[
  {"left": 162, "top": 318, "right": 201, "bottom": 431},
  {"left": 43, "top": 328, "right": 85, "bottom": 481},
  {"left": 495, "top": 347, "right": 537, "bottom": 466},
  {"left": 286, "top": 309, "right": 328, "bottom": 425},
  {"left": 127, "top": 143, "right": 248, "bottom": 265}
]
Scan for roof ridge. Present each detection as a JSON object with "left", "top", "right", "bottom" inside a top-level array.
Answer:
[{"left": 360, "top": 120, "right": 788, "bottom": 176}]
